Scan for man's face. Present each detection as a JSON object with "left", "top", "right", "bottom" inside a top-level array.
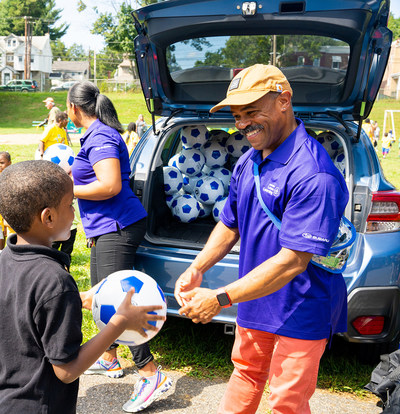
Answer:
[
  {"left": 45, "top": 101, "right": 54, "bottom": 110},
  {"left": 231, "top": 91, "right": 290, "bottom": 157},
  {"left": 0, "top": 155, "right": 11, "bottom": 173}
]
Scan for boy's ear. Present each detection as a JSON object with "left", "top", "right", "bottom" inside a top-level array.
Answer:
[{"left": 41, "top": 207, "right": 55, "bottom": 228}]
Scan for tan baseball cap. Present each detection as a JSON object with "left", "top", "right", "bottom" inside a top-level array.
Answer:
[
  {"left": 210, "top": 64, "right": 292, "bottom": 113},
  {"left": 43, "top": 97, "right": 54, "bottom": 103}
]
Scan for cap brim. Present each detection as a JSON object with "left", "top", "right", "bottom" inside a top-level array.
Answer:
[{"left": 210, "top": 90, "right": 270, "bottom": 113}]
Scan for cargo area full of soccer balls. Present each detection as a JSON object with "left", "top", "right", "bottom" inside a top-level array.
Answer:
[{"left": 146, "top": 125, "right": 346, "bottom": 246}]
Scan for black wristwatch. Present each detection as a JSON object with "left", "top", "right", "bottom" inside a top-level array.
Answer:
[{"left": 216, "top": 288, "right": 232, "bottom": 308}]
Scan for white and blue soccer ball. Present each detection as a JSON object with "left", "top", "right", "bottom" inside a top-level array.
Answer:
[
  {"left": 209, "top": 167, "right": 232, "bottom": 196},
  {"left": 168, "top": 153, "right": 180, "bottom": 169},
  {"left": 194, "top": 176, "right": 224, "bottom": 205},
  {"left": 92, "top": 270, "right": 167, "bottom": 346},
  {"left": 213, "top": 196, "right": 227, "bottom": 222},
  {"left": 316, "top": 132, "right": 342, "bottom": 158},
  {"left": 198, "top": 202, "right": 213, "bottom": 218},
  {"left": 334, "top": 152, "right": 346, "bottom": 177},
  {"left": 201, "top": 141, "right": 229, "bottom": 168},
  {"left": 165, "top": 190, "right": 183, "bottom": 208},
  {"left": 163, "top": 166, "right": 183, "bottom": 195},
  {"left": 171, "top": 194, "right": 201, "bottom": 223},
  {"left": 43, "top": 143, "right": 75, "bottom": 173},
  {"left": 226, "top": 132, "right": 251, "bottom": 158},
  {"left": 209, "top": 129, "right": 230, "bottom": 146},
  {"left": 182, "top": 172, "right": 204, "bottom": 194},
  {"left": 176, "top": 148, "right": 205, "bottom": 176},
  {"left": 181, "top": 125, "right": 209, "bottom": 149}
]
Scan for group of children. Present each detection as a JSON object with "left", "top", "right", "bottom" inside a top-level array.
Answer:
[{"left": 362, "top": 118, "right": 398, "bottom": 158}]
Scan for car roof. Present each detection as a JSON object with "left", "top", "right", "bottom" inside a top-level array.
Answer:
[{"left": 133, "top": 0, "right": 391, "bottom": 121}]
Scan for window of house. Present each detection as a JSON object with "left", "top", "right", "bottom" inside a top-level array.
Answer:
[
  {"left": 297, "top": 56, "right": 305, "bottom": 66},
  {"left": 18, "top": 56, "right": 22, "bottom": 62},
  {"left": 332, "top": 55, "right": 342, "bottom": 69},
  {"left": 7, "top": 55, "right": 14, "bottom": 62}
]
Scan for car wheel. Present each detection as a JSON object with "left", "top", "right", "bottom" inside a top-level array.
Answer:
[{"left": 21, "top": 89, "right": 28, "bottom": 93}]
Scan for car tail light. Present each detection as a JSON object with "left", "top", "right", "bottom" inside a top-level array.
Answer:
[
  {"left": 366, "top": 191, "right": 400, "bottom": 233},
  {"left": 352, "top": 316, "right": 385, "bottom": 335}
]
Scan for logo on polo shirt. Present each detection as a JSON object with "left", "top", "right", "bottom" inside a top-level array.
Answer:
[
  {"left": 263, "top": 183, "right": 280, "bottom": 197},
  {"left": 95, "top": 145, "right": 112, "bottom": 151},
  {"left": 302, "top": 233, "right": 330, "bottom": 243}
]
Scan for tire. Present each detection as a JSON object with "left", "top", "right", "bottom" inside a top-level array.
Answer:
[{"left": 21, "top": 89, "right": 28, "bottom": 93}]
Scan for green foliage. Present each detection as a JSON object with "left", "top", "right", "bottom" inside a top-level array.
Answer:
[
  {"left": 388, "top": 13, "right": 400, "bottom": 40},
  {"left": 0, "top": 0, "right": 68, "bottom": 40}
]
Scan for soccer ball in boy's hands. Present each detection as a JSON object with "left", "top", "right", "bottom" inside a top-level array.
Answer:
[
  {"left": 43, "top": 143, "right": 75, "bottom": 173},
  {"left": 92, "top": 270, "right": 167, "bottom": 346}
]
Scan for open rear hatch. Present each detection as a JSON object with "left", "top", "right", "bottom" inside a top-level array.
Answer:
[{"left": 133, "top": 0, "right": 391, "bottom": 130}]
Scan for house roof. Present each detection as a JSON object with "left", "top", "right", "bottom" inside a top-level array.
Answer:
[
  {"left": 0, "top": 34, "right": 50, "bottom": 52},
  {"left": 52, "top": 60, "right": 89, "bottom": 72}
]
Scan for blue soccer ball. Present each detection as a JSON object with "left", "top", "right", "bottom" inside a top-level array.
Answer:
[
  {"left": 201, "top": 141, "right": 229, "bottom": 168},
  {"left": 212, "top": 196, "right": 228, "bottom": 222},
  {"left": 209, "top": 167, "right": 232, "bottom": 196},
  {"left": 316, "top": 132, "right": 342, "bottom": 158},
  {"left": 171, "top": 194, "right": 201, "bottom": 223},
  {"left": 163, "top": 166, "right": 183, "bottom": 195},
  {"left": 176, "top": 148, "right": 205, "bottom": 176},
  {"left": 43, "top": 143, "right": 75, "bottom": 173},
  {"left": 226, "top": 132, "right": 251, "bottom": 158},
  {"left": 334, "top": 152, "right": 346, "bottom": 177},
  {"left": 92, "top": 270, "right": 167, "bottom": 346},
  {"left": 181, "top": 125, "right": 209, "bottom": 149},
  {"left": 194, "top": 176, "right": 224, "bottom": 205}
]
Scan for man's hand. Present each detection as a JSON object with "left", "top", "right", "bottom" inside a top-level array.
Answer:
[
  {"left": 174, "top": 267, "right": 203, "bottom": 306},
  {"left": 178, "top": 288, "right": 221, "bottom": 324}
]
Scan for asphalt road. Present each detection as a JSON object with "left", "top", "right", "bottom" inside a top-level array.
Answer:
[{"left": 78, "top": 367, "right": 382, "bottom": 414}]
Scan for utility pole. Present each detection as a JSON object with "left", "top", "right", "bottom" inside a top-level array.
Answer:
[
  {"left": 24, "top": 16, "right": 32, "bottom": 79},
  {"left": 94, "top": 50, "right": 97, "bottom": 86},
  {"left": 88, "top": 48, "right": 91, "bottom": 80}
]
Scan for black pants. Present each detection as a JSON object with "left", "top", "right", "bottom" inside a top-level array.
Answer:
[
  {"left": 91, "top": 218, "right": 153, "bottom": 369},
  {"left": 53, "top": 228, "right": 77, "bottom": 262}
]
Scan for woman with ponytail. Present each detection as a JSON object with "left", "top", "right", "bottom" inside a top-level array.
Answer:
[{"left": 68, "top": 81, "right": 172, "bottom": 413}]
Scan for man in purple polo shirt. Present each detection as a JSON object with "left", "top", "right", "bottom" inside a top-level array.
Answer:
[{"left": 175, "top": 64, "right": 348, "bottom": 414}]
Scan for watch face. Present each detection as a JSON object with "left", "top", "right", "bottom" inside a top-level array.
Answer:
[{"left": 217, "top": 292, "right": 231, "bottom": 307}]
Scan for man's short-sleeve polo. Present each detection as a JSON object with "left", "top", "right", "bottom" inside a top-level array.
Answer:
[{"left": 220, "top": 120, "right": 348, "bottom": 340}]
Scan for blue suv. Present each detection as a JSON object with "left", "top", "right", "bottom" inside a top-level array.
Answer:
[{"left": 130, "top": 0, "right": 400, "bottom": 362}]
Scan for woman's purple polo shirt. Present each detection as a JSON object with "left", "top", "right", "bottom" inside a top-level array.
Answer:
[
  {"left": 71, "top": 119, "right": 147, "bottom": 238},
  {"left": 220, "top": 120, "right": 349, "bottom": 340}
]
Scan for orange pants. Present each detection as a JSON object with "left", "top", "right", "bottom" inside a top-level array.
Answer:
[{"left": 218, "top": 326, "right": 327, "bottom": 414}]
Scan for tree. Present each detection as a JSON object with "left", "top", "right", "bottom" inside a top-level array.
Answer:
[
  {"left": 0, "top": 0, "right": 68, "bottom": 40},
  {"left": 388, "top": 13, "right": 400, "bottom": 40}
]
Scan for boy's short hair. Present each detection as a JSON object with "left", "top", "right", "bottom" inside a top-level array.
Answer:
[
  {"left": 127, "top": 122, "right": 136, "bottom": 133},
  {"left": 55, "top": 111, "right": 68, "bottom": 123},
  {"left": 0, "top": 151, "right": 11, "bottom": 162},
  {"left": 0, "top": 160, "right": 72, "bottom": 233}
]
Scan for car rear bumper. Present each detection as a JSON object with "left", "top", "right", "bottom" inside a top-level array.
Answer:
[{"left": 340, "top": 286, "right": 400, "bottom": 344}]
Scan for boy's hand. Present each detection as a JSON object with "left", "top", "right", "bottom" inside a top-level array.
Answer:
[{"left": 113, "top": 288, "right": 166, "bottom": 338}]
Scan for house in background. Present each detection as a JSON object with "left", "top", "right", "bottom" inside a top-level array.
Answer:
[
  {"left": 380, "top": 39, "right": 400, "bottom": 99},
  {"left": 0, "top": 33, "right": 52, "bottom": 90},
  {"left": 50, "top": 60, "right": 89, "bottom": 87},
  {"left": 114, "top": 54, "right": 137, "bottom": 82}
]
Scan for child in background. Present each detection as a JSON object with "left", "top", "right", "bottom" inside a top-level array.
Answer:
[
  {"left": 382, "top": 132, "right": 391, "bottom": 159},
  {"left": 38, "top": 111, "right": 69, "bottom": 157},
  {"left": 123, "top": 122, "right": 140, "bottom": 156},
  {"left": 0, "top": 151, "right": 12, "bottom": 250},
  {"left": 0, "top": 160, "right": 165, "bottom": 414}
]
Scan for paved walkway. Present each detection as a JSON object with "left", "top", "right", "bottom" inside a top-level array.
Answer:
[{"left": 78, "top": 367, "right": 381, "bottom": 414}]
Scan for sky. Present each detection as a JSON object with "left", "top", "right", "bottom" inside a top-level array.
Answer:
[{"left": 56, "top": 0, "right": 400, "bottom": 52}]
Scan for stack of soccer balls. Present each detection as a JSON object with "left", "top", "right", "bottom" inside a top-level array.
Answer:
[
  {"left": 163, "top": 125, "right": 250, "bottom": 223},
  {"left": 316, "top": 131, "right": 346, "bottom": 177}
]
